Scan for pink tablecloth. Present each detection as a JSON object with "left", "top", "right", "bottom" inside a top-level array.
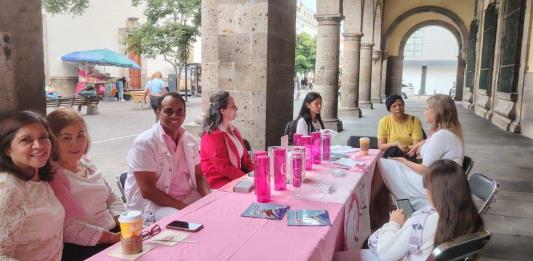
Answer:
[{"left": 89, "top": 149, "right": 381, "bottom": 261}]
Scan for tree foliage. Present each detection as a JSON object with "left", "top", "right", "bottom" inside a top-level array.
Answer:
[
  {"left": 127, "top": 0, "right": 201, "bottom": 88},
  {"left": 295, "top": 32, "right": 316, "bottom": 74},
  {"left": 42, "top": 0, "right": 89, "bottom": 15}
]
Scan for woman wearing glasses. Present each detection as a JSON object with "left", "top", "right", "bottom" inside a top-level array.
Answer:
[
  {"left": 200, "top": 91, "right": 254, "bottom": 188},
  {"left": 0, "top": 111, "right": 64, "bottom": 260},
  {"left": 46, "top": 108, "right": 125, "bottom": 260}
]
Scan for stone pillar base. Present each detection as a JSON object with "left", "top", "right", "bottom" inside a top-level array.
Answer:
[
  {"left": 371, "top": 98, "right": 382, "bottom": 104},
  {"left": 339, "top": 107, "right": 362, "bottom": 118},
  {"left": 323, "top": 118, "right": 343, "bottom": 132},
  {"left": 184, "top": 123, "right": 203, "bottom": 138},
  {"left": 492, "top": 96, "right": 519, "bottom": 132},
  {"left": 359, "top": 101, "right": 373, "bottom": 109},
  {"left": 86, "top": 105, "right": 99, "bottom": 115},
  {"left": 475, "top": 92, "right": 492, "bottom": 119}
]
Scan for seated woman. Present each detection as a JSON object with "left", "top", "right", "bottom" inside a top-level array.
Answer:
[
  {"left": 374, "top": 94, "right": 464, "bottom": 210},
  {"left": 363, "top": 160, "right": 484, "bottom": 260},
  {"left": 0, "top": 111, "right": 64, "bottom": 260},
  {"left": 295, "top": 91, "right": 325, "bottom": 135},
  {"left": 378, "top": 94, "right": 424, "bottom": 153},
  {"left": 46, "top": 108, "right": 125, "bottom": 261},
  {"left": 200, "top": 91, "right": 253, "bottom": 189},
  {"left": 79, "top": 84, "right": 97, "bottom": 97}
]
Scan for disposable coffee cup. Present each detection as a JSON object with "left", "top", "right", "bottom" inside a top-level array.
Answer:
[
  {"left": 359, "top": 137, "right": 370, "bottom": 156},
  {"left": 119, "top": 211, "right": 143, "bottom": 254}
]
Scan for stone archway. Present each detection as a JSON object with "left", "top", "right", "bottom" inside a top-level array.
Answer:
[{"left": 382, "top": 6, "right": 469, "bottom": 98}]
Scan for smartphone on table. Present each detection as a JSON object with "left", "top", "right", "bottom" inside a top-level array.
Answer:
[
  {"left": 395, "top": 199, "right": 414, "bottom": 218},
  {"left": 166, "top": 220, "right": 204, "bottom": 232}
]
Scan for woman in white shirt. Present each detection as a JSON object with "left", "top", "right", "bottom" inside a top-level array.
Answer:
[
  {"left": 47, "top": 108, "right": 125, "bottom": 261},
  {"left": 295, "top": 91, "right": 325, "bottom": 135},
  {"left": 372, "top": 94, "right": 464, "bottom": 210},
  {"left": 0, "top": 111, "right": 64, "bottom": 261},
  {"left": 363, "top": 160, "right": 484, "bottom": 261}
]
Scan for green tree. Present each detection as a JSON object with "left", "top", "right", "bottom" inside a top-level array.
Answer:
[
  {"left": 295, "top": 32, "right": 316, "bottom": 74},
  {"left": 42, "top": 0, "right": 89, "bottom": 15},
  {"left": 127, "top": 0, "right": 201, "bottom": 90}
]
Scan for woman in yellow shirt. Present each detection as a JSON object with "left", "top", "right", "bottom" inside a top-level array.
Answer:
[{"left": 377, "top": 94, "right": 424, "bottom": 154}]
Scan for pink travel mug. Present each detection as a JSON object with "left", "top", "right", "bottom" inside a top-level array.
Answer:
[
  {"left": 252, "top": 151, "right": 267, "bottom": 194},
  {"left": 322, "top": 132, "right": 331, "bottom": 161},
  {"left": 300, "top": 136, "right": 312, "bottom": 170},
  {"left": 254, "top": 155, "right": 271, "bottom": 203},
  {"left": 311, "top": 132, "right": 321, "bottom": 164},
  {"left": 293, "top": 133, "right": 303, "bottom": 146},
  {"left": 273, "top": 148, "right": 287, "bottom": 191},
  {"left": 291, "top": 151, "right": 304, "bottom": 187}
]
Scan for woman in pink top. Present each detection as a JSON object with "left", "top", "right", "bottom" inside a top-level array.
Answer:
[
  {"left": 200, "top": 91, "right": 254, "bottom": 189},
  {"left": 47, "top": 108, "right": 125, "bottom": 260}
]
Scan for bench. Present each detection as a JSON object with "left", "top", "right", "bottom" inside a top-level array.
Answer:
[
  {"left": 128, "top": 90, "right": 149, "bottom": 110},
  {"left": 46, "top": 96, "right": 101, "bottom": 115}
]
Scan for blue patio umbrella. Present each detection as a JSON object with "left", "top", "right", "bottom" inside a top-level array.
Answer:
[{"left": 61, "top": 49, "right": 141, "bottom": 70}]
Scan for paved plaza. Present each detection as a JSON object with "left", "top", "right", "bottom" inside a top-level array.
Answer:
[{"left": 60, "top": 94, "right": 533, "bottom": 260}]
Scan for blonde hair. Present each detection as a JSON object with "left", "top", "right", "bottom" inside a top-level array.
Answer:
[
  {"left": 46, "top": 108, "right": 92, "bottom": 159},
  {"left": 151, "top": 71, "right": 162, "bottom": 80},
  {"left": 427, "top": 94, "right": 463, "bottom": 141}
]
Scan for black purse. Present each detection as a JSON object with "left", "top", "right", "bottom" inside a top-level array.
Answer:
[{"left": 383, "top": 146, "right": 419, "bottom": 163}]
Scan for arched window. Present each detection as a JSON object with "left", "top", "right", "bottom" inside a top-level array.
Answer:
[
  {"left": 465, "top": 19, "right": 478, "bottom": 89},
  {"left": 478, "top": 3, "right": 498, "bottom": 90},
  {"left": 497, "top": 0, "right": 525, "bottom": 93}
]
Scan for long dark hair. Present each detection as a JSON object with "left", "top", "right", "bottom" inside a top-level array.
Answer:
[
  {"left": 0, "top": 111, "right": 56, "bottom": 182},
  {"left": 297, "top": 92, "right": 325, "bottom": 133},
  {"left": 202, "top": 91, "right": 230, "bottom": 135},
  {"left": 424, "top": 159, "right": 484, "bottom": 246}
]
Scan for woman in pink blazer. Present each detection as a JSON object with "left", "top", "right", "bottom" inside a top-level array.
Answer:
[{"left": 200, "top": 91, "right": 254, "bottom": 189}]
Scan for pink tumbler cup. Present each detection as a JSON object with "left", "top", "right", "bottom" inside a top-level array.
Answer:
[
  {"left": 273, "top": 148, "right": 287, "bottom": 191},
  {"left": 322, "top": 132, "right": 331, "bottom": 161},
  {"left": 291, "top": 151, "right": 304, "bottom": 187},
  {"left": 293, "top": 133, "right": 303, "bottom": 146},
  {"left": 311, "top": 132, "right": 321, "bottom": 164},
  {"left": 300, "top": 136, "right": 313, "bottom": 170},
  {"left": 254, "top": 155, "right": 271, "bottom": 203}
]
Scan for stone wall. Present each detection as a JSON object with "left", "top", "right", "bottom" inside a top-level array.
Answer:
[
  {"left": 0, "top": 0, "right": 45, "bottom": 114},
  {"left": 0, "top": 32, "right": 17, "bottom": 114},
  {"left": 197, "top": 0, "right": 296, "bottom": 149}
]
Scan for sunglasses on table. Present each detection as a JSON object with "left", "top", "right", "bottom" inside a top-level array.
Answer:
[{"left": 142, "top": 224, "right": 161, "bottom": 240}]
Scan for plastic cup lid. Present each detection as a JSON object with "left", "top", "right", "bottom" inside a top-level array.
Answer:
[{"left": 118, "top": 210, "right": 143, "bottom": 223}]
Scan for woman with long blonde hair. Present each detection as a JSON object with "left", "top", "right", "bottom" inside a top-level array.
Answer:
[{"left": 373, "top": 94, "right": 464, "bottom": 210}]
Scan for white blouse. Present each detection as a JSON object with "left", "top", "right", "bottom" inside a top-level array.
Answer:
[
  {"left": 219, "top": 125, "right": 244, "bottom": 165},
  {"left": 61, "top": 159, "right": 125, "bottom": 246},
  {"left": 296, "top": 117, "right": 322, "bottom": 136},
  {"left": 0, "top": 172, "right": 65, "bottom": 261}
]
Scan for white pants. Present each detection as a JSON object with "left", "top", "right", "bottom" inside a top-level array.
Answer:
[{"left": 378, "top": 159, "right": 428, "bottom": 210}]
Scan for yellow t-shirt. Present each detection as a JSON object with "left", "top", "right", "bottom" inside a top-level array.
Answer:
[{"left": 377, "top": 114, "right": 423, "bottom": 145}]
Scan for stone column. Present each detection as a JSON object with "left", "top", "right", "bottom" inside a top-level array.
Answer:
[
  {"left": 455, "top": 53, "right": 466, "bottom": 101},
  {"left": 339, "top": 33, "right": 362, "bottom": 117},
  {"left": 371, "top": 5, "right": 383, "bottom": 104},
  {"left": 380, "top": 53, "right": 388, "bottom": 101},
  {"left": 371, "top": 50, "right": 382, "bottom": 103},
  {"left": 385, "top": 56, "right": 403, "bottom": 96},
  {"left": 359, "top": 43, "right": 374, "bottom": 108},
  {"left": 0, "top": 32, "right": 17, "bottom": 113},
  {"left": 188, "top": 0, "right": 296, "bottom": 149},
  {"left": 314, "top": 14, "right": 343, "bottom": 131},
  {"left": 0, "top": 0, "right": 46, "bottom": 115}
]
